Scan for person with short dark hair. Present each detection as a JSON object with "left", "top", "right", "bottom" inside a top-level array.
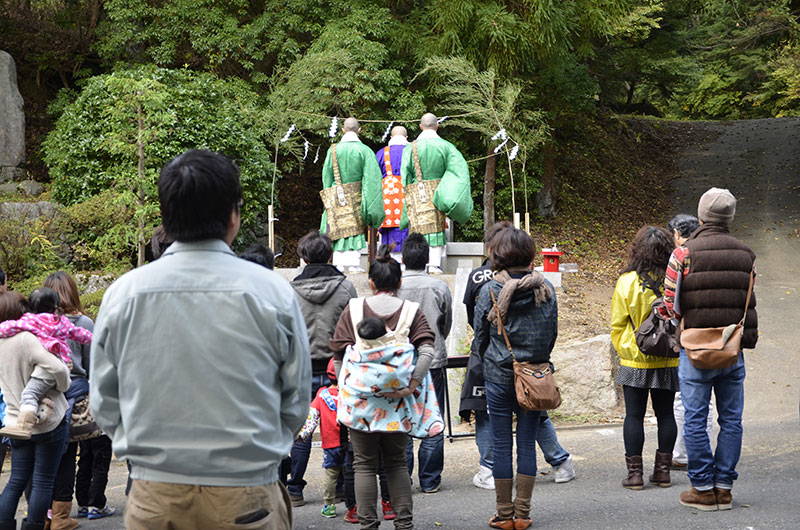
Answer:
[
  {"left": 377, "top": 126, "right": 411, "bottom": 261},
  {"left": 92, "top": 149, "right": 311, "bottom": 530},
  {"left": 611, "top": 226, "right": 679, "bottom": 492},
  {"left": 473, "top": 228, "right": 558, "bottom": 529},
  {"left": 240, "top": 244, "right": 275, "bottom": 270},
  {"left": 667, "top": 214, "right": 700, "bottom": 247},
  {"left": 287, "top": 230, "right": 356, "bottom": 507},
  {"left": 356, "top": 317, "right": 387, "bottom": 341},
  {"left": 329, "top": 245, "right": 436, "bottom": 529},
  {"left": 664, "top": 188, "right": 757, "bottom": 511},
  {"left": 397, "top": 233, "right": 452, "bottom": 494}
]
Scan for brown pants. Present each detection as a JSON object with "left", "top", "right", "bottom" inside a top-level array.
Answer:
[
  {"left": 349, "top": 429, "right": 412, "bottom": 530},
  {"left": 124, "top": 479, "right": 291, "bottom": 530}
]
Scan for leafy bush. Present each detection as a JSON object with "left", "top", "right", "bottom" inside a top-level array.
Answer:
[{"left": 0, "top": 217, "right": 66, "bottom": 283}]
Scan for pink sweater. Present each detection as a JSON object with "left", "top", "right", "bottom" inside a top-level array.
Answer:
[{"left": 0, "top": 313, "right": 93, "bottom": 363}]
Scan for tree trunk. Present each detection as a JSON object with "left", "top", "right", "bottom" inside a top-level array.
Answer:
[
  {"left": 537, "top": 140, "right": 557, "bottom": 218},
  {"left": 483, "top": 145, "right": 497, "bottom": 232},
  {"left": 136, "top": 101, "right": 146, "bottom": 267},
  {"left": 625, "top": 79, "right": 636, "bottom": 110}
]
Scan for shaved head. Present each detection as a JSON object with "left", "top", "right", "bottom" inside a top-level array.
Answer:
[
  {"left": 343, "top": 117, "right": 360, "bottom": 132},
  {"left": 420, "top": 113, "right": 438, "bottom": 130},
  {"left": 391, "top": 126, "right": 407, "bottom": 138}
]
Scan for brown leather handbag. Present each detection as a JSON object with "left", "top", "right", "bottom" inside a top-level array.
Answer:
[
  {"left": 490, "top": 290, "right": 562, "bottom": 411},
  {"left": 680, "top": 272, "right": 754, "bottom": 369}
]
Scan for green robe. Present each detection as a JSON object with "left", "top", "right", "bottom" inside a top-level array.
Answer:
[
  {"left": 320, "top": 140, "right": 385, "bottom": 251},
  {"left": 399, "top": 137, "right": 473, "bottom": 247}
]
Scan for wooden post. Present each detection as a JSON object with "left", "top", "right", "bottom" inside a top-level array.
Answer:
[
  {"left": 514, "top": 212, "right": 521, "bottom": 229},
  {"left": 368, "top": 227, "right": 377, "bottom": 266},
  {"left": 525, "top": 212, "right": 530, "bottom": 234},
  {"left": 268, "top": 205, "right": 275, "bottom": 251}
]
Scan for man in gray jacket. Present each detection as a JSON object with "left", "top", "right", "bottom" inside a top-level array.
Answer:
[
  {"left": 397, "top": 232, "right": 452, "bottom": 493},
  {"left": 91, "top": 150, "right": 311, "bottom": 530},
  {"left": 287, "top": 230, "right": 356, "bottom": 506}
]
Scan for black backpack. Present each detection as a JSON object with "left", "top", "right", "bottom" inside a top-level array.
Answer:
[{"left": 631, "top": 286, "right": 680, "bottom": 358}]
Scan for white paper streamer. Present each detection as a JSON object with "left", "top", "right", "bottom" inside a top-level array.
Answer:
[
  {"left": 381, "top": 121, "right": 394, "bottom": 142},
  {"left": 303, "top": 140, "right": 310, "bottom": 160},
  {"left": 509, "top": 143, "right": 519, "bottom": 161},
  {"left": 313, "top": 145, "right": 321, "bottom": 163},
  {"left": 494, "top": 137, "right": 510, "bottom": 154},
  {"left": 329, "top": 117, "right": 338, "bottom": 138},
  {"left": 491, "top": 128, "right": 507, "bottom": 141},
  {"left": 437, "top": 116, "right": 448, "bottom": 124},
  {"left": 280, "top": 124, "right": 295, "bottom": 143}
]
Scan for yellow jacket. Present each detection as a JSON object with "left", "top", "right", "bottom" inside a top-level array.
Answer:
[{"left": 611, "top": 271, "right": 679, "bottom": 369}]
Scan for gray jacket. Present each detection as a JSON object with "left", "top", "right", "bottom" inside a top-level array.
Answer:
[
  {"left": 291, "top": 265, "right": 357, "bottom": 374},
  {"left": 90, "top": 239, "right": 311, "bottom": 487},
  {"left": 397, "top": 270, "right": 452, "bottom": 369}
]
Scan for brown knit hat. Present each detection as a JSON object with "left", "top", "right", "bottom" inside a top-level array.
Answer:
[{"left": 698, "top": 187, "right": 736, "bottom": 224}]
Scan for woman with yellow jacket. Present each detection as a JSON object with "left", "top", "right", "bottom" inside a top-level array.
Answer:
[{"left": 611, "top": 226, "right": 679, "bottom": 491}]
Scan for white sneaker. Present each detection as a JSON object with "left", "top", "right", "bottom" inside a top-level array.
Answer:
[
  {"left": 553, "top": 455, "right": 576, "bottom": 483},
  {"left": 472, "top": 465, "right": 495, "bottom": 490}
]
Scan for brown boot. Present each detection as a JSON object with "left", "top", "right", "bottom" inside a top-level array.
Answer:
[
  {"left": 679, "top": 487, "right": 718, "bottom": 511},
  {"left": 622, "top": 455, "right": 644, "bottom": 490},
  {"left": 512, "top": 474, "right": 535, "bottom": 530},
  {"left": 648, "top": 451, "right": 672, "bottom": 487},
  {"left": 488, "top": 478, "right": 514, "bottom": 529},
  {"left": 50, "top": 501, "right": 79, "bottom": 530},
  {"left": 714, "top": 487, "right": 732, "bottom": 510},
  {"left": 0, "top": 410, "right": 37, "bottom": 440}
]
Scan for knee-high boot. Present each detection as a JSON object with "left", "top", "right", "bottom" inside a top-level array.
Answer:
[
  {"left": 512, "top": 474, "right": 535, "bottom": 530},
  {"left": 488, "top": 478, "right": 514, "bottom": 530}
]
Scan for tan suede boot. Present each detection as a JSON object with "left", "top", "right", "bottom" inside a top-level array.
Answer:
[
  {"left": 489, "top": 478, "right": 514, "bottom": 530},
  {"left": 0, "top": 410, "right": 36, "bottom": 440},
  {"left": 648, "top": 451, "right": 672, "bottom": 487},
  {"left": 512, "top": 474, "right": 536, "bottom": 530},
  {"left": 50, "top": 501, "right": 79, "bottom": 530}
]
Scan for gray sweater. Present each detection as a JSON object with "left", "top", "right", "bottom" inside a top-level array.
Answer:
[{"left": 397, "top": 270, "right": 452, "bottom": 369}]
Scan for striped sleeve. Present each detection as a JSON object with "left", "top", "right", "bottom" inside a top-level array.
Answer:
[{"left": 662, "top": 246, "right": 689, "bottom": 318}]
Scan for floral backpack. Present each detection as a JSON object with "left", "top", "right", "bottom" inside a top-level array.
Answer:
[{"left": 337, "top": 298, "right": 445, "bottom": 439}]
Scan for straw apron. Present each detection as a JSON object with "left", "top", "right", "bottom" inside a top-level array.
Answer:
[
  {"left": 404, "top": 141, "right": 446, "bottom": 236},
  {"left": 319, "top": 144, "right": 365, "bottom": 241}
]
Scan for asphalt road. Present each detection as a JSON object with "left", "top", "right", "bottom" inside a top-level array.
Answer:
[{"left": 3, "top": 118, "right": 799, "bottom": 529}]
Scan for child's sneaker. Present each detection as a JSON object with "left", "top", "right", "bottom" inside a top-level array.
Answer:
[
  {"left": 76, "top": 506, "right": 89, "bottom": 518},
  {"left": 88, "top": 506, "right": 116, "bottom": 519},
  {"left": 344, "top": 505, "right": 358, "bottom": 523},
  {"left": 321, "top": 504, "right": 336, "bottom": 518},
  {"left": 382, "top": 499, "right": 395, "bottom": 520}
]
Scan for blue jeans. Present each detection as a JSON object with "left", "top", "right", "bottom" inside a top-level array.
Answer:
[
  {"left": 679, "top": 349, "right": 746, "bottom": 488},
  {"left": 486, "top": 380, "right": 540, "bottom": 479},
  {"left": 475, "top": 411, "right": 567, "bottom": 469},
  {"left": 474, "top": 410, "right": 493, "bottom": 469},
  {"left": 0, "top": 419, "right": 68, "bottom": 524},
  {"left": 288, "top": 373, "right": 329, "bottom": 497},
  {"left": 406, "top": 368, "right": 445, "bottom": 491}
]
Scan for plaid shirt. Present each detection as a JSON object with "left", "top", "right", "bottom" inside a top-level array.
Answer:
[{"left": 661, "top": 246, "right": 690, "bottom": 318}]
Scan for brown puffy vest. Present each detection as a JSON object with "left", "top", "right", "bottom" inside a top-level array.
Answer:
[{"left": 680, "top": 224, "right": 758, "bottom": 349}]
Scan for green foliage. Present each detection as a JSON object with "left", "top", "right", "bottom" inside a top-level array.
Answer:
[
  {"left": 0, "top": 217, "right": 66, "bottom": 283},
  {"left": 42, "top": 66, "right": 276, "bottom": 267}
]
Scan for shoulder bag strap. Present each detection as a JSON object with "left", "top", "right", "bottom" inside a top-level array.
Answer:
[
  {"left": 349, "top": 297, "right": 365, "bottom": 341},
  {"left": 740, "top": 270, "right": 755, "bottom": 324},
  {"left": 411, "top": 141, "right": 423, "bottom": 183},
  {"left": 331, "top": 144, "right": 344, "bottom": 187},
  {"left": 489, "top": 289, "right": 515, "bottom": 361}
]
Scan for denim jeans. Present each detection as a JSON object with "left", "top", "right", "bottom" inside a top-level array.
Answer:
[
  {"left": 287, "top": 373, "right": 329, "bottom": 497},
  {"left": 406, "top": 368, "right": 445, "bottom": 491},
  {"left": 679, "top": 349, "right": 746, "bottom": 488},
  {"left": 474, "top": 410, "right": 493, "bottom": 469},
  {"left": 485, "top": 380, "right": 540, "bottom": 479},
  {"left": 537, "top": 414, "right": 569, "bottom": 467},
  {"left": 0, "top": 418, "right": 68, "bottom": 524}
]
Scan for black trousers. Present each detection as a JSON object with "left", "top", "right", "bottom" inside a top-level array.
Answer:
[
  {"left": 75, "top": 435, "right": 113, "bottom": 509},
  {"left": 51, "top": 441, "right": 78, "bottom": 502}
]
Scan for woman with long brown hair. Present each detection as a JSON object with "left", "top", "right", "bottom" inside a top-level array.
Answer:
[{"left": 611, "top": 226, "right": 679, "bottom": 491}]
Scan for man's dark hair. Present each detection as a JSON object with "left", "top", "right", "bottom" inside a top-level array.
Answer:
[
  {"left": 402, "top": 233, "right": 429, "bottom": 271},
  {"left": 296, "top": 231, "right": 333, "bottom": 264},
  {"left": 357, "top": 317, "right": 386, "bottom": 340},
  {"left": 490, "top": 228, "right": 535, "bottom": 271},
  {"left": 622, "top": 225, "right": 674, "bottom": 292},
  {"left": 30, "top": 287, "right": 61, "bottom": 315},
  {"left": 158, "top": 149, "right": 242, "bottom": 242},
  {"left": 667, "top": 214, "right": 700, "bottom": 239},
  {"left": 241, "top": 244, "right": 275, "bottom": 270},
  {"left": 369, "top": 245, "right": 402, "bottom": 292}
]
